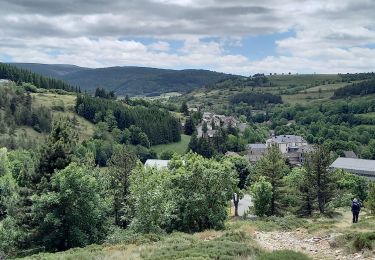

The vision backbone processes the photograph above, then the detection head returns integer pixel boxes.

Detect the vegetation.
[0,71,374,259]
[333,78,375,98]
[230,92,283,108]
[75,94,181,145]
[0,63,77,92]
[151,134,191,156]
[12,63,234,96]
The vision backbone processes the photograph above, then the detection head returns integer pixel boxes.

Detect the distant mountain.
[10,63,238,96]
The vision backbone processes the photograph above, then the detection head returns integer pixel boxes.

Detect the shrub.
[143,231,261,260]
[258,250,311,260]
[334,232,375,252]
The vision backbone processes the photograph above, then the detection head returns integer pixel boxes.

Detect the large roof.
[330,157,375,175]
[248,143,267,149]
[144,159,170,169]
[268,135,306,143]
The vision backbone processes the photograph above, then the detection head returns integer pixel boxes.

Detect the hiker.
[351,198,361,223]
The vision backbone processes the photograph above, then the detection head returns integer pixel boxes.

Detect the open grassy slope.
[31,92,95,140]
[175,74,368,111]
[151,134,191,156]
[19,208,375,260]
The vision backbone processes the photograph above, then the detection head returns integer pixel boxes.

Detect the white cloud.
[0,0,374,74]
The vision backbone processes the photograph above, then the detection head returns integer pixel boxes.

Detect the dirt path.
[254,229,372,259]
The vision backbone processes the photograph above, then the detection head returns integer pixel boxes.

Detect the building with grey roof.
[144,159,170,169]
[330,157,375,180]
[266,135,307,154]
[246,143,268,163]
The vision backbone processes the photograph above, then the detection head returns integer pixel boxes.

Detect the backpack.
[352,202,360,212]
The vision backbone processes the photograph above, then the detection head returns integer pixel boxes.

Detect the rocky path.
[254,229,374,259]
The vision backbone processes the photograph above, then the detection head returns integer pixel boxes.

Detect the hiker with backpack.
[351,198,361,223]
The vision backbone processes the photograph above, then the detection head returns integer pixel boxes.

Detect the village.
[147,111,375,181]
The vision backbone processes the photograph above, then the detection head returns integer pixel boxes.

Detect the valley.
[0,63,374,260]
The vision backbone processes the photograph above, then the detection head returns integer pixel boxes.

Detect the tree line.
[75,95,181,145]
[0,63,78,92]
[333,79,375,98]
[230,92,282,108]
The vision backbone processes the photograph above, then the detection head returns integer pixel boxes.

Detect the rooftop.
[330,157,375,175]
[268,135,306,144]
[248,143,267,149]
[144,159,170,169]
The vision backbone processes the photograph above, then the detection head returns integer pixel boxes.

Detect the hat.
[353,198,358,203]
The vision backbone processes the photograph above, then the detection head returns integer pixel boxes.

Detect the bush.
[251,178,273,217]
[143,231,261,260]
[251,215,308,232]
[159,150,174,160]
[105,227,163,245]
[352,232,375,251]
[258,250,311,260]
[334,232,375,252]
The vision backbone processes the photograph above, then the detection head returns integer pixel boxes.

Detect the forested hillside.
[333,78,375,98]
[75,95,181,145]
[11,63,235,96]
[0,63,78,92]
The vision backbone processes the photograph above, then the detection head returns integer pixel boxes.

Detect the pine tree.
[36,118,78,191]
[108,145,137,228]
[184,117,196,135]
[304,145,336,214]
[255,145,288,215]
[180,102,189,116]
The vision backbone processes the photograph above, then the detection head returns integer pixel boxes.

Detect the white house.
[266,135,307,154]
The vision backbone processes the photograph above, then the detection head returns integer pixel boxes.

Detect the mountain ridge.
[10,63,239,96]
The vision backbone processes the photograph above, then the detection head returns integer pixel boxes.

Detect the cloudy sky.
[0,0,374,75]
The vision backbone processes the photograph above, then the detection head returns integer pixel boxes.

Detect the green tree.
[32,163,110,251]
[180,102,189,116]
[251,177,273,217]
[283,167,314,216]
[108,145,137,228]
[159,150,174,160]
[184,117,196,135]
[0,149,18,220]
[304,145,336,214]
[37,118,78,191]
[255,145,288,215]
[129,164,175,233]
[167,153,237,232]
[366,182,375,215]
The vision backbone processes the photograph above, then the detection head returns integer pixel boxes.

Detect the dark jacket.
[351,202,361,213]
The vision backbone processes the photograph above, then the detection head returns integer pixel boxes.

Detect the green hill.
[10,63,237,96]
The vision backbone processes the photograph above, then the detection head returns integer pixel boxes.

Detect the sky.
[0,0,375,75]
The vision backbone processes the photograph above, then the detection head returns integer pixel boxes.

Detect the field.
[31,92,95,140]
[151,134,191,156]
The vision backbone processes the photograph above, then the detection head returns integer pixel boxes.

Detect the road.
[237,194,252,216]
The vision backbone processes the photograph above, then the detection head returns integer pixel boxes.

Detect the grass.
[20,231,263,260]
[151,134,191,156]
[332,232,375,253]
[30,92,95,141]
[302,82,350,93]
[258,250,311,260]
[281,91,334,105]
